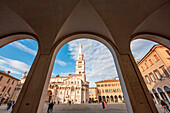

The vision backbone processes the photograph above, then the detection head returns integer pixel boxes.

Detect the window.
[117,89,120,92]
[7,79,10,83]
[102,90,104,93]
[145,63,148,69]
[166,50,170,56]
[154,70,161,79]
[113,89,116,92]
[7,87,11,93]
[116,83,119,86]
[78,61,82,63]
[154,55,159,61]
[2,86,6,92]
[145,75,151,84]
[78,66,82,68]
[97,85,100,87]
[108,84,111,86]
[11,80,15,85]
[160,66,169,77]
[149,73,155,82]
[71,86,75,91]
[106,89,108,93]
[141,66,144,71]
[77,91,79,94]
[98,90,101,93]
[149,59,153,65]
[105,84,107,87]
[109,89,112,92]
[101,85,103,87]
[112,84,114,86]
[0,76,3,81]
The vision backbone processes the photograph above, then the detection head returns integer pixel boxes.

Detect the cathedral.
[45,43,89,104]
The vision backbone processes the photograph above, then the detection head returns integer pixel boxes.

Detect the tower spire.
[79,43,83,54]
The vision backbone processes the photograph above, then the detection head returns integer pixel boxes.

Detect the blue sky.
[0,39,157,87]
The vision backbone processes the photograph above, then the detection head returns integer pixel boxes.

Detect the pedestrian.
[6,100,12,111]
[160,100,170,112]
[69,100,71,105]
[47,100,54,113]
[12,101,15,109]
[102,101,105,110]
[58,101,59,105]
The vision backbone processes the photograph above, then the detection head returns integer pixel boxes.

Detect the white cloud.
[130,39,158,60]
[68,39,117,87]
[55,60,67,66]
[10,42,37,56]
[0,56,30,76]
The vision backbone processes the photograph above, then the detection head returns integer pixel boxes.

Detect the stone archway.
[114,95,118,102]
[110,95,114,102]
[157,87,169,104]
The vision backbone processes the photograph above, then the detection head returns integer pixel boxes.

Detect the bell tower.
[76,43,86,82]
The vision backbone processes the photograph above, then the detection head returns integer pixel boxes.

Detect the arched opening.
[41,35,136,112]
[39,34,140,113]
[119,95,122,102]
[164,86,170,97]
[110,95,114,102]
[0,38,38,106]
[157,87,169,104]
[114,95,118,102]
[130,37,170,111]
[152,89,160,103]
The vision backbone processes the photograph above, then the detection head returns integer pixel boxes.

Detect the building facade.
[0,71,19,103]
[89,87,98,102]
[95,77,124,103]
[137,45,170,105]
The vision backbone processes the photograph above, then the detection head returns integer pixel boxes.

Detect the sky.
[0,38,157,87]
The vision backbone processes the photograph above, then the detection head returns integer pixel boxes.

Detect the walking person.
[102,101,105,110]
[160,100,170,113]
[12,101,15,109]
[6,100,12,111]
[47,100,54,113]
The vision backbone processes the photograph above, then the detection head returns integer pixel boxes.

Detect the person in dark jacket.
[6,100,12,111]
[102,101,105,110]
[47,100,54,113]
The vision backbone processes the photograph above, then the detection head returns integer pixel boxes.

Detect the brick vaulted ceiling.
[0,0,169,53]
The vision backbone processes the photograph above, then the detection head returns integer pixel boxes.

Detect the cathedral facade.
[45,43,89,104]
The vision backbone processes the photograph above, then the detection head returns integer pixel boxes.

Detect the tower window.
[154,55,159,61]
[78,66,82,68]
[7,79,10,83]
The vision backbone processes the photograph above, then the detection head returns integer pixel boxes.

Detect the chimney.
[7,71,10,75]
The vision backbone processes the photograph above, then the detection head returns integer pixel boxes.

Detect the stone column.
[151,93,159,104]
[12,51,55,113]
[115,52,158,113]
[157,91,163,100]
[84,88,86,103]
[163,90,170,103]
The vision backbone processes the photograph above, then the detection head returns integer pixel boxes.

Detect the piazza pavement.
[0,103,165,113]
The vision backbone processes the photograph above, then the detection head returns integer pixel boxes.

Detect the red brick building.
[0,71,19,103]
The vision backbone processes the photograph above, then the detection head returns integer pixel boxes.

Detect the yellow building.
[137,45,170,104]
[95,77,123,103]
[89,87,97,102]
